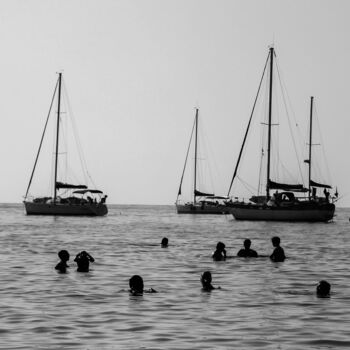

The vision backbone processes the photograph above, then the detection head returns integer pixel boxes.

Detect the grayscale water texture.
[0,204,349,349]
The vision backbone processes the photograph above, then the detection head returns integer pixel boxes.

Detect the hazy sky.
[0,0,349,206]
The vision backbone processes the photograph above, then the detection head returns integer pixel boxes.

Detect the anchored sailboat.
[176,108,228,214]
[225,47,335,221]
[23,73,108,216]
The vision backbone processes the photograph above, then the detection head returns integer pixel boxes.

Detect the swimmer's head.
[317,280,331,297]
[244,239,251,249]
[58,250,69,262]
[129,275,144,293]
[201,271,212,287]
[271,236,280,247]
[216,241,226,251]
[161,237,168,247]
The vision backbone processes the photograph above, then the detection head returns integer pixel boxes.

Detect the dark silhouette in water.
[201,271,220,291]
[237,239,258,257]
[270,236,286,262]
[212,241,226,261]
[129,275,157,295]
[317,280,331,297]
[161,237,168,247]
[55,250,70,273]
[74,251,95,272]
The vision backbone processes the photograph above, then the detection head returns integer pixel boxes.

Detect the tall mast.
[53,72,62,203]
[308,96,314,198]
[193,108,199,204]
[266,47,274,199]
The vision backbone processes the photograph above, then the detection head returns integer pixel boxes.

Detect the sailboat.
[23,73,108,216]
[176,108,229,214]
[225,47,335,221]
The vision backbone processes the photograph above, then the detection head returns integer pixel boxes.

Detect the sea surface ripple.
[0,204,349,349]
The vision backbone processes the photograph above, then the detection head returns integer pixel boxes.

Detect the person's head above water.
[74,251,94,272]
[271,236,281,247]
[216,241,226,251]
[317,280,331,297]
[55,250,70,273]
[58,250,69,262]
[161,237,168,247]
[129,275,144,294]
[243,239,251,249]
[201,271,212,287]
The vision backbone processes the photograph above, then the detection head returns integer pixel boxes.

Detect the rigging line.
[227,52,270,196]
[199,115,219,195]
[176,113,196,202]
[274,58,301,133]
[275,58,305,185]
[257,148,264,196]
[62,79,90,186]
[314,103,332,184]
[275,58,306,160]
[24,77,59,199]
[236,176,257,195]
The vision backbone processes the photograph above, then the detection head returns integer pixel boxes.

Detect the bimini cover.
[56,182,88,189]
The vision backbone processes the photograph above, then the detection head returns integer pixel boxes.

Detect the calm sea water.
[0,204,349,349]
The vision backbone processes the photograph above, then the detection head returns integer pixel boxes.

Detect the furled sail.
[268,180,308,192]
[73,189,103,194]
[194,190,215,197]
[56,182,88,189]
[310,180,332,189]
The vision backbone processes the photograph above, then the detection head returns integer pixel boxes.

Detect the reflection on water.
[0,204,349,349]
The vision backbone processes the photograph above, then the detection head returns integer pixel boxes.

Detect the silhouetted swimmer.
[317,280,331,297]
[270,236,286,262]
[129,275,157,295]
[201,271,220,291]
[237,239,258,257]
[55,250,70,273]
[74,251,95,272]
[212,241,227,261]
[161,237,168,248]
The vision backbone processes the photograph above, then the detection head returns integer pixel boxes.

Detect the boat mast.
[53,72,62,204]
[193,108,199,204]
[266,47,274,199]
[308,96,314,198]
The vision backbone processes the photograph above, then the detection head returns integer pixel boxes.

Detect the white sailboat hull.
[176,203,229,215]
[227,203,335,222]
[24,201,108,216]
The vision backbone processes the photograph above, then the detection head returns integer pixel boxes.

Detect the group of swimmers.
[212,236,285,262]
[55,235,331,297]
[211,236,330,297]
[55,250,95,273]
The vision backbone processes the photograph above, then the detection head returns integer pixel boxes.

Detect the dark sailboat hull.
[226,202,335,222]
[176,203,229,215]
[24,201,108,216]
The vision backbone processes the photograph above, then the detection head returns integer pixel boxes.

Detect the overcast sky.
[0,0,349,206]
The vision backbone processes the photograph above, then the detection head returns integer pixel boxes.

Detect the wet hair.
[129,275,144,293]
[271,236,281,246]
[244,239,251,249]
[216,241,226,251]
[201,271,212,285]
[317,280,331,296]
[74,251,94,272]
[58,250,70,262]
[161,237,168,247]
